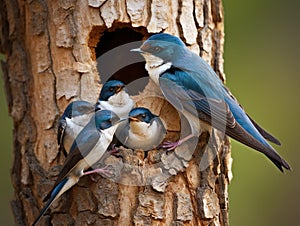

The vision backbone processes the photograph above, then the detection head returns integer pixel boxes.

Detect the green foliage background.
[0,0,299,225]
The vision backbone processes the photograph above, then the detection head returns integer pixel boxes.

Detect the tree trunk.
[1,0,232,225]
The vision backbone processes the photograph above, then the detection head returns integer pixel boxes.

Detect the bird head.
[98,80,126,102]
[128,107,157,124]
[94,110,125,130]
[65,101,98,118]
[131,33,186,65]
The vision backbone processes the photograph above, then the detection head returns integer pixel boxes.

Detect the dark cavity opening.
[94,26,149,95]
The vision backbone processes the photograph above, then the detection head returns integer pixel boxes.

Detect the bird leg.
[83,165,115,178]
[161,134,195,151]
[106,144,122,158]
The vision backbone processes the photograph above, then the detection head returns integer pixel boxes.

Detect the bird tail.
[223,96,290,171]
[246,113,281,145]
[225,122,291,172]
[32,178,68,226]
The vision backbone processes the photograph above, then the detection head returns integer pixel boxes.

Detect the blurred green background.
[0,55,14,224]
[1,0,299,225]
[224,0,300,226]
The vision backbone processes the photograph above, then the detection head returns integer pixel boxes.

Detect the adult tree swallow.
[58,80,134,155]
[32,110,124,226]
[115,107,166,150]
[132,33,290,172]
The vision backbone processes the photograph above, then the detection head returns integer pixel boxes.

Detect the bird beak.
[116,85,124,93]
[111,117,127,126]
[130,48,143,53]
[115,118,127,124]
[129,116,139,122]
[94,104,101,112]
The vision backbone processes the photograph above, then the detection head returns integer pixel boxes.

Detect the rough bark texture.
[0,0,232,225]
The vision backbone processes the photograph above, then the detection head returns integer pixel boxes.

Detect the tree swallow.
[115,107,166,150]
[57,101,100,156]
[58,80,134,156]
[32,110,124,226]
[97,80,135,118]
[132,33,290,172]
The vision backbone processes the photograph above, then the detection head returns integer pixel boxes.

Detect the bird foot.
[161,134,195,151]
[107,145,122,158]
[83,165,115,179]
[161,140,182,151]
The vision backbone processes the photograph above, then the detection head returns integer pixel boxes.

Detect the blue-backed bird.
[131,33,290,172]
[96,80,135,118]
[115,107,166,151]
[96,80,135,154]
[32,110,125,226]
[57,101,100,156]
[58,80,134,155]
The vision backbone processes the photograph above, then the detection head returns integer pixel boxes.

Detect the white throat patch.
[130,121,155,137]
[127,120,161,150]
[142,52,172,86]
[99,90,134,118]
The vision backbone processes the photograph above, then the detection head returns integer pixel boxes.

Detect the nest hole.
[91,25,150,95]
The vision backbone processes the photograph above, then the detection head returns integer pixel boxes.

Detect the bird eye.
[109,87,114,92]
[153,46,161,53]
[141,114,146,118]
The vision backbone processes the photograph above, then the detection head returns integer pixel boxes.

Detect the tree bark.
[0,0,232,225]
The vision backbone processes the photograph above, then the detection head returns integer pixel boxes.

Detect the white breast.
[126,120,164,150]
[99,91,134,118]
[71,113,94,127]
[83,124,119,167]
[146,62,172,86]
[142,52,172,86]
[64,118,85,152]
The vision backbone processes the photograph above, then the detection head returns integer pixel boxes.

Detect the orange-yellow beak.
[129,116,139,122]
[116,85,124,93]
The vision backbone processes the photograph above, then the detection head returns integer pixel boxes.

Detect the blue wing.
[43,125,100,202]
[33,121,101,225]
[159,67,290,171]
[174,49,282,145]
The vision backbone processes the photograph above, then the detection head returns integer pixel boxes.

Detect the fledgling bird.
[32,110,124,226]
[58,80,134,155]
[115,107,166,150]
[97,80,135,118]
[57,100,100,156]
[132,33,290,172]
